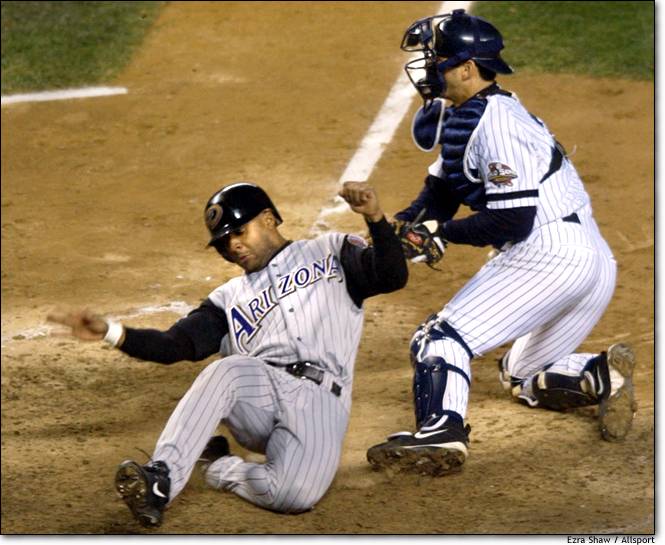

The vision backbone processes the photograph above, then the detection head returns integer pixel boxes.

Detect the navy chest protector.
[411,85,512,211]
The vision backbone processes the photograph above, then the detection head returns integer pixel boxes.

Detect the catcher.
[367,9,637,477]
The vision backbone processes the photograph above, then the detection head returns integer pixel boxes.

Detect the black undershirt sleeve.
[119,299,229,364]
[394,175,462,223]
[440,206,537,248]
[340,217,408,307]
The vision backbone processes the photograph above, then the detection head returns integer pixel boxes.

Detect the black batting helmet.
[204,182,282,246]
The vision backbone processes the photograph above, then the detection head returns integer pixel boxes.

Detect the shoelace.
[136,447,153,463]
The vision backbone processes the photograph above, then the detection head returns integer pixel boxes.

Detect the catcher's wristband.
[103,320,125,348]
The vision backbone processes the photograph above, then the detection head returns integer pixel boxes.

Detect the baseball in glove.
[397,218,446,268]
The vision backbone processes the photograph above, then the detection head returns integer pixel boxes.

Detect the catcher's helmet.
[402,9,513,102]
[204,182,282,246]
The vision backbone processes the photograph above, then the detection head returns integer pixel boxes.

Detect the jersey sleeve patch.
[346,234,368,248]
[487,162,518,186]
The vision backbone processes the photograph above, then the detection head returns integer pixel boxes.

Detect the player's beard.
[240,239,290,273]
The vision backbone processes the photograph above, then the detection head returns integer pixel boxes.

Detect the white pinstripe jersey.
[207,233,364,388]
[428,93,592,234]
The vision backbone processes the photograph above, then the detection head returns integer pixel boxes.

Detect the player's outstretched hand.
[339,181,384,223]
[47,309,108,341]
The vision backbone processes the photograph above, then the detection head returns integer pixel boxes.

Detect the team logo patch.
[487,162,518,186]
[346,234,368,248]
[205,204,223,230]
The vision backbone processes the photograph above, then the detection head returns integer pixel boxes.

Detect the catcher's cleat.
[598,343,638,442]
[367,418,470,477]
[197,435,230,473]
[115,460,171,528]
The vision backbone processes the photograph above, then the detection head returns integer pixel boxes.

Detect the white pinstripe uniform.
[151,233,362,513]
[418,93,617,419]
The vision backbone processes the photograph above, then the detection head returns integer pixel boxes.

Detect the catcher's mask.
[204,182,282,259]
[402,9,513,106]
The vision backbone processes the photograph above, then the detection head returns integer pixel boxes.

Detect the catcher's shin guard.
[413,356,448,427]
[532,354,609,411]
[413,356,470,428]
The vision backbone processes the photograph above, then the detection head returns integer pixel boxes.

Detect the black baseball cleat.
[115,460,171,528]
[598,343,638,442]
[197,435,231,472]
[367,418,470,477]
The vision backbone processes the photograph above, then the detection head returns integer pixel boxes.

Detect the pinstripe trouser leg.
[502,252,616,381]
[430,241,616,416]
[152,355,349,513]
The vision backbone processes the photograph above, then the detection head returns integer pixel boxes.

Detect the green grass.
[471,1,654,80]
[1,1,164,95]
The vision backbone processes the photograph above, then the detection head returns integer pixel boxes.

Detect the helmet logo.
[205,204,224,230]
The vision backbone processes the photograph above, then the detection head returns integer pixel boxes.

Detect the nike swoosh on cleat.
[414,428,450,439]
[152,482,167,498]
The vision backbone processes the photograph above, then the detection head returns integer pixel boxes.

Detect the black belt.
[271,362,342,397]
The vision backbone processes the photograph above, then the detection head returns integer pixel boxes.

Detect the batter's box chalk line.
[615,226,653,253]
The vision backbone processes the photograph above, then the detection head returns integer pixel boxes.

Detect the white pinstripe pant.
[421,211,617,418]
[153,355,349,513]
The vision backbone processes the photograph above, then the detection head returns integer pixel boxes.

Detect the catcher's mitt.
[397,219,446,267]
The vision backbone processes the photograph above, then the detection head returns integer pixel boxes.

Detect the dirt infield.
[1,2,654,534]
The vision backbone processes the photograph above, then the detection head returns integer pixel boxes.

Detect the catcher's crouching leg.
[367,319,471,476]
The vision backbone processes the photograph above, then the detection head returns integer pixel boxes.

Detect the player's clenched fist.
[338,181,384,223]
[47,309,109,341]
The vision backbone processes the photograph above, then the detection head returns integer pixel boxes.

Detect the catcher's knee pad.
[410,316,473,365]
[413,356,470,428]
[409,314,437,365]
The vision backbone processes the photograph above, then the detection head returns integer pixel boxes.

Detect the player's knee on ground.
[209,453,331,514]
[269,487,319,514]
[252,466,323,514]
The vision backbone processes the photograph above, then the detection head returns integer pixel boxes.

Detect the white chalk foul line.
[310,0,473,236]
[309,70,416,236]
[1,86,128,106]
